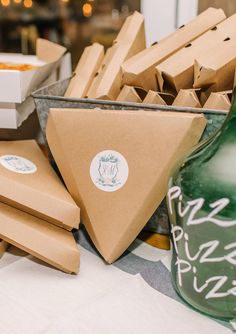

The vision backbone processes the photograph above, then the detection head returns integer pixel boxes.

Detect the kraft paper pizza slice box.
[46,108,206,263]
[193,37,236,92]
[0,39,66,103]
[172,89,202,108]
[121,8,226,92]
[143,90,175,105]
[155,14,236,95]
[0,140,80,231]
[116,86,142,103]
[203,91,232,111]
[116,85,147,103]
[86,11,146,100]
[64,43,104,98]
[0,202,80,273]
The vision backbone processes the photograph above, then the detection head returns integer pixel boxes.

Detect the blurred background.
[0,0,235,67]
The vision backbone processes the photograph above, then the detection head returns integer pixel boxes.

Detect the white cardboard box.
[0,69,57,129]
[0,52,72,129]
[0,97,35,129]
[0,39,66,103]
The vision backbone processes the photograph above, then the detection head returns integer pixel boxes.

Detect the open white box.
[0,53,72,130]
[0,39,66,103]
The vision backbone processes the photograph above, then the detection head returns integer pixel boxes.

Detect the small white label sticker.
[90,150,129,192]
[0,155,37,174]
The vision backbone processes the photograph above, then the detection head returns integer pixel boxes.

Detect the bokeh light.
[82,2,93,17]
[1,0,10,7]
[23,0,32,8]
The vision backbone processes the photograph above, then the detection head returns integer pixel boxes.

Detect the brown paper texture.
[156,14,236,94]
[143,91,175,105]
[172,89,202,108]
[194,38,236,91]
[116,85,147,102]
[0,239,8,257]
[0,140,80,230]
[116,86,142,103]
[203,91,232,111]
[46,108,206,263]
[121,8,226,91]
[64,43,104,98]
[0,202,80,273]
[199,89,210,106]
[86,11,146,100]
[37,38,66,64]
[234,67,236,89]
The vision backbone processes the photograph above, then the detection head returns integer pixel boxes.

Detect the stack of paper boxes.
[0,39,66,129]
[0,140,80,273]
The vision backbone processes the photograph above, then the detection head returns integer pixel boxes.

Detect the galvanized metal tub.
[32,78,228,236]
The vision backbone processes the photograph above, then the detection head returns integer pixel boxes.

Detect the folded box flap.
[193,60,217,88]
[116,85,142,103]
[143,90,165,104]
[36,39,67,63]
[156,68,178,94]
[203,92,231,111]
[143,91,175,105]
[172,89,202,108]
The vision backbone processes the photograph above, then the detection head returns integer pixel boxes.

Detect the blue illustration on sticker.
[90,150,129,192]
[97,153,121,188]
[0,155,37,174]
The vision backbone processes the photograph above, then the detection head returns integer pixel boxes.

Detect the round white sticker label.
[0,155,37,174]
[90,150,129,192]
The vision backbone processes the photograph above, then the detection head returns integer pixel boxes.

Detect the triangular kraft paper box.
[172,89,202,108]
[121,8,225,91]
[87,11,146,100]
[116,85,147,103]
[64,42,104,98]
[143,90,175,105]
[0,140,80,230]
[0,202,80,273]
[46,108,206,263]
[156,13,236,94]
[193,38,236,91]
[203,91,232,111]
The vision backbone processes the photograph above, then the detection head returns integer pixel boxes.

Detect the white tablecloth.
[0,228,233,334]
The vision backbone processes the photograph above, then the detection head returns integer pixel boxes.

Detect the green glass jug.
[167,90,236,320]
